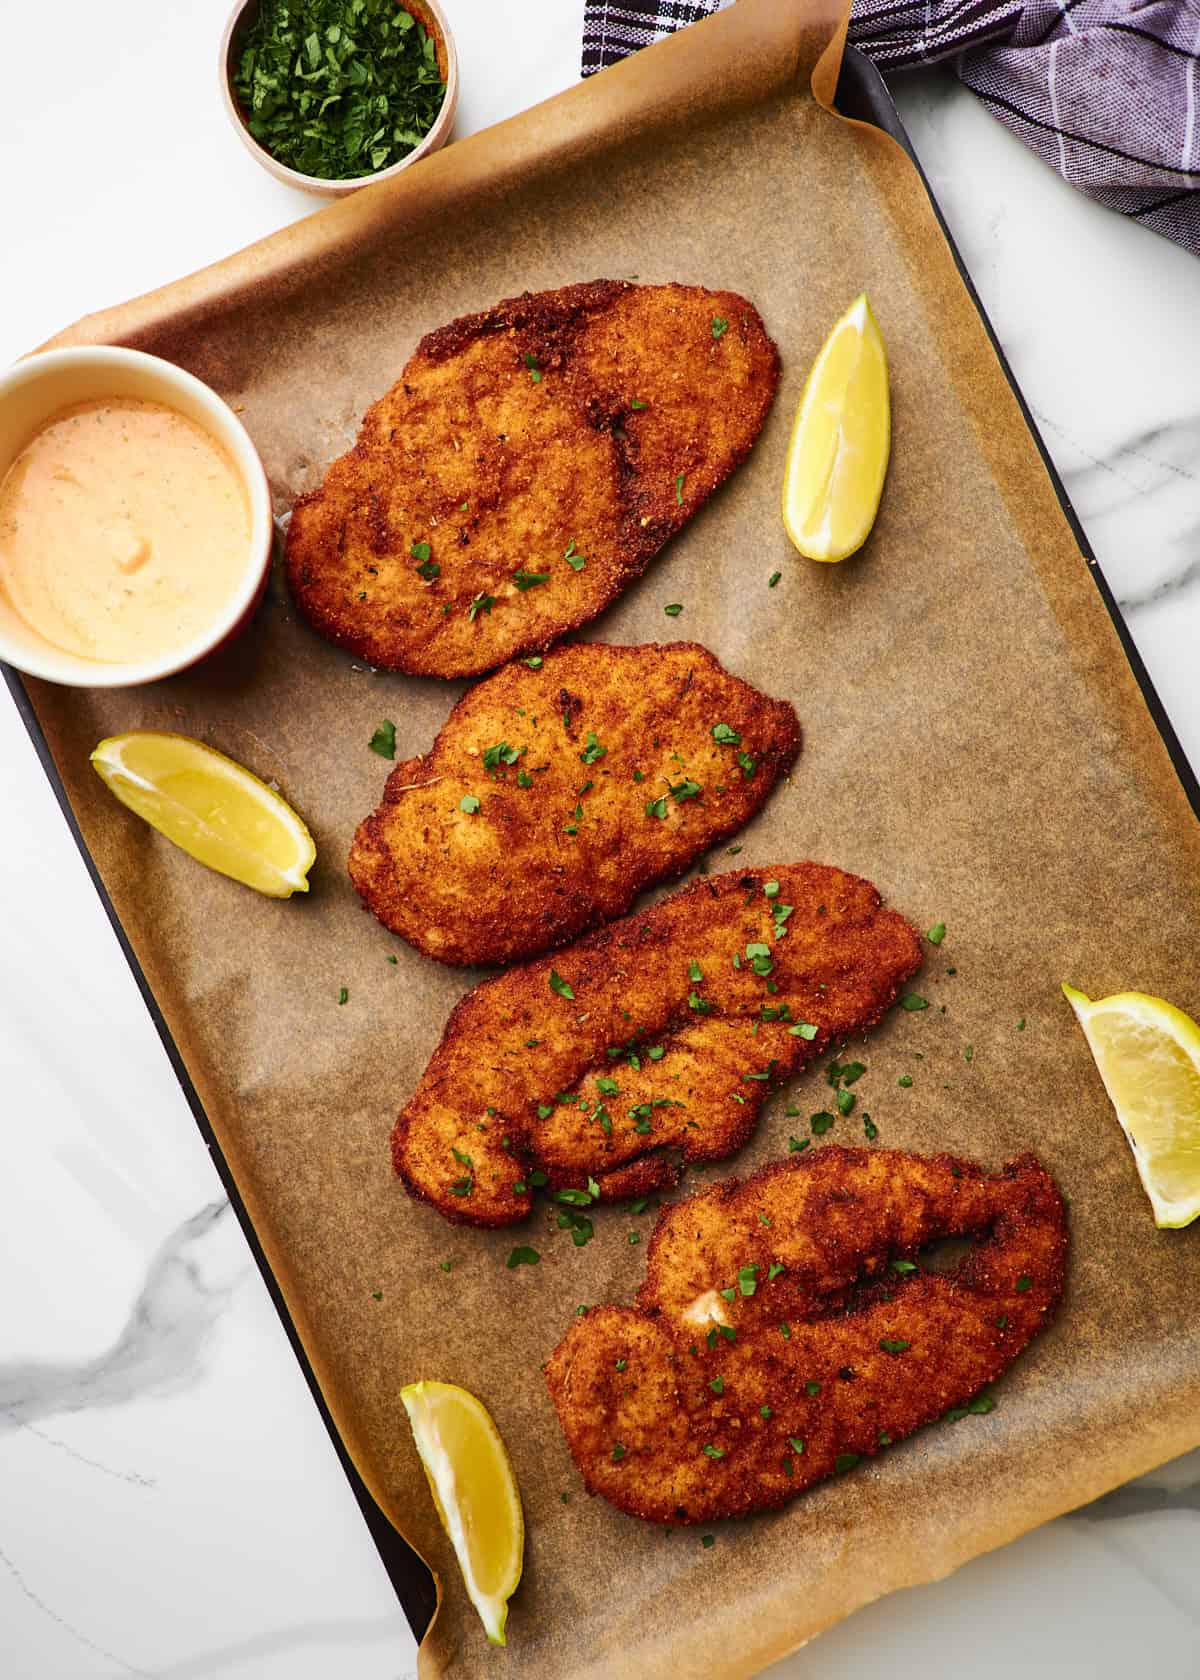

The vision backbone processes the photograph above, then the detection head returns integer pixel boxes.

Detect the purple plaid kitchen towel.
[581,0,1200,253]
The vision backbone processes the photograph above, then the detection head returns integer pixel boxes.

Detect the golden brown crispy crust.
[349,641,801,967]
[391,864,922,1227]
[545,1146,1069,1524]
[285,281,780,678]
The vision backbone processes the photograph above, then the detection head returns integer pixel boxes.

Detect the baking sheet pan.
[8,8,1200,1675]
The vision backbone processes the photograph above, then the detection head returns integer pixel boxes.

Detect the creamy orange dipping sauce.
[0,399,251,664]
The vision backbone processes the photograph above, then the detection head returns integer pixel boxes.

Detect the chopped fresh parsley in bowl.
[221,0,457,196]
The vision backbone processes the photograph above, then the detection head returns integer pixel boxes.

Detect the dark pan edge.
[0,665,439,1642]
[5,44,1197,1653]
[836,47,1200,825]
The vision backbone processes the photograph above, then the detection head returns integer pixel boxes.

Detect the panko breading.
[350,642,801,967]
[286,281,780,678]
[392,864,922,1226]
[546,1147,1068,1524]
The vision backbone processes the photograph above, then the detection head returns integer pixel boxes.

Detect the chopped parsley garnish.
[513,568,551,590]
[879,1338,910,1355]
[670,778,703,802]
[549,970,575,1000]
[517,769,533,788]
[701,1534,715,1549]
[369,719,397,759]
[611,1443,626,1462]
[523,352,542,383]
[507,1245,540,1268]
[467,592,496,621]
[563,539,586,572]
[688,990,714,1014]
[711,316,730,339]
[996,1314,1008,1329]
[768,570,781,588]
[901,994,929,1011]
[688,959,704,982]
[628,1230,640,1244]
[1017,1017,1026,1031]
[945,1394,996,1422]
[580,730,607,765]
[789,1021,818,1041]
[1016,1275,1032,1292]
[892,1259,918,1274]
[674,473,685,504]
[760,1405,773,1419]
[702,1443,725,1459]
[561,1212,594,1248]
[863,1114,879,1140]
[806,1381,821,1396]
[411,540,431,562]
[712,722,741,746]
[482,740,523,770]
[736,750,757,780]
[836,1089,855,1116]
[664,602,683,616]
[897,1074,913,1088]
[738,1264,759,1297]
[810,1111,835,1135]
[767,1262,786,1281]
[387,954,398,964]
[596,1076,619,1096]
[927,922,947,944]
[615,1358,627,1371]
[779,1321,791,1340]
[645,796,668,820]
[709,1376,725,1395]
[337,987,349,1005]
[745,942,773,977]
[788,1436,805,1455]
[553,1186,595,1207]
[834,1453,860,1473]
[647,1047,665,1062]
[631,397,648,410]
[459,793,481,814]
[525,656,543,669]
[449,1178,472,1197]
[788,1136,810,1153]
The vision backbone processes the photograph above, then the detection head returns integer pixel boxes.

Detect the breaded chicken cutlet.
[546,1146,1068,1524]
[350,642,801,967]
[286,281,780,677]
[392,864,922,1225]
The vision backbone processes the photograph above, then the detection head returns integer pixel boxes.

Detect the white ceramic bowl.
[220,0,459,199]
[0,346,274,688]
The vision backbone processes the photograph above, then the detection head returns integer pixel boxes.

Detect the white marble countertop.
[3,4,1198,1676]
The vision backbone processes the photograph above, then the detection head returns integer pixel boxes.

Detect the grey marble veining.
[0,1203,236,1434]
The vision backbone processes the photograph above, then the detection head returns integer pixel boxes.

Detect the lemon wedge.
[401,1381,524,1646]
[1063,983,1200,1228]
[90,731,315,898]
[782,291,890,562]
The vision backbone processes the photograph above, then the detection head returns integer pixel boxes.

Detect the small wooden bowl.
[220,0,458,198]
